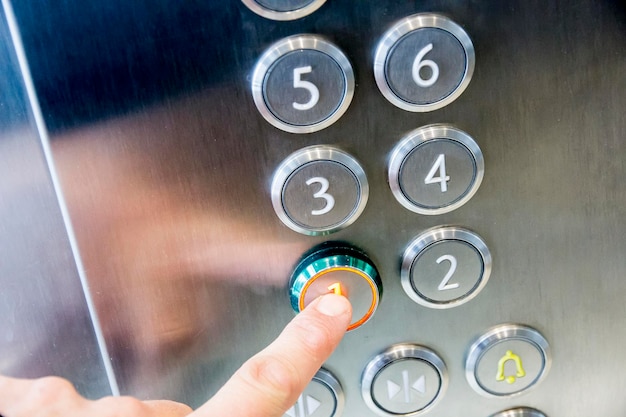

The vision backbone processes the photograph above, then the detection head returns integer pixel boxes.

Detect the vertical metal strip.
[1,0,120,396]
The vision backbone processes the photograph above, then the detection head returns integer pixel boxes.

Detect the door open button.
[289,243,382,331]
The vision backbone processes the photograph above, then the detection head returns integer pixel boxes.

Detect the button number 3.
[293,66,320,111]
[306,177,335,215]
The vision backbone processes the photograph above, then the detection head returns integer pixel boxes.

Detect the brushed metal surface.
[6,0,626,415]
[0,0,113,398]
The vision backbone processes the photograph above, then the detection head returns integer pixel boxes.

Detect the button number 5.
[293,66,320,111]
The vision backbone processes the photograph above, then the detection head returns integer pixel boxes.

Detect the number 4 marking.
[424,154,450,193]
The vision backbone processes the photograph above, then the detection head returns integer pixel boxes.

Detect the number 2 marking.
[436,254,460,291]
[292,66,320,111]
[424,154,450,192]
[306,177,335,215]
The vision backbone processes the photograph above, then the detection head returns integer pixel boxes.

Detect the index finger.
[193,293,351,417]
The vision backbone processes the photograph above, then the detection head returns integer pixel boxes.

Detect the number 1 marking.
[436,254,460,291]
[424,154,450,192]
[328,282,344,296]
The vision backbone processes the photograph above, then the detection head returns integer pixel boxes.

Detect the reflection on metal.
[0,0,114,397]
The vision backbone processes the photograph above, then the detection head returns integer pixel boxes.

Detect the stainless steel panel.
[7,0,626,415]
[0,0,113,398]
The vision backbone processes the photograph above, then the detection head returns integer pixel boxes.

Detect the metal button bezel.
[361,344,448,416]
[313,368,345,417]
[252,35,355,133]
[490,408,547,417]
[271,146,368,235]
[401,226,492,309]
[374,13,475,112]
[388,124,484,215]
[465,324,551,398]
[241,0,327,21]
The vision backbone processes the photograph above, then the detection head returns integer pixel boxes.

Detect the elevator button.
[388,124,483,215]
[252,35,354,133]
[362,344,447,416]
[289,243,381,331]
[401,226,491,309]
[242,0,327,21]
[466,324,551,397]
[374,14,475,112]
[272,146,368,235]
[490,408,548,417]
[284,368,344,417]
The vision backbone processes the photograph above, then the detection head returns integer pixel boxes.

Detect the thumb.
[192,293,352,417]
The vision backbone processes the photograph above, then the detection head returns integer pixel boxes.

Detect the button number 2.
[436,254,460,291]
[306,177,335,215]
[293,66,320,111]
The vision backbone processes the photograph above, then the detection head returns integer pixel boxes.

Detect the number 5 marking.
[436,254,460,291]
[306,177,335,215]
[292,66,320,111]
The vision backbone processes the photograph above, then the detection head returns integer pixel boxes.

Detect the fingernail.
[314,294,351,317]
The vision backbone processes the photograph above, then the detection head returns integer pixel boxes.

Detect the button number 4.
[424,154,450,192]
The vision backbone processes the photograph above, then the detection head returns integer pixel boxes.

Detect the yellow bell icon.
[496,350,526,384]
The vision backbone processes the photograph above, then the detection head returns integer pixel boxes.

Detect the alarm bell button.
[289,243,382,331]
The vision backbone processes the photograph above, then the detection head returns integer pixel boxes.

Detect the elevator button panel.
[289,243,381,331]
[361,344,447,416]
[242,0,327,21]
[284,368,344,417]
[490,408,548,417]
[374,14,475,112]
[388,124,484,215]
[252,35,354,133]
[272,146,368,235]
[466,324,551,397]
[401,226,492,309]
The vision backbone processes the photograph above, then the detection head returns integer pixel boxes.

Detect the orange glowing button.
[289,243,382,331]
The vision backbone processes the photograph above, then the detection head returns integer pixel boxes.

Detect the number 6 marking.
[306,177,335,215]
[412,43,440,87]
[436,254,460,291]
[293,66,320,111]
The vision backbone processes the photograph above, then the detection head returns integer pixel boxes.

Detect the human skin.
[0,293,352,417]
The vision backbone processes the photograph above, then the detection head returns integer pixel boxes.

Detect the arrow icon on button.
[285,394,322,417]
[386,372,427,402]
[412,375,426,395]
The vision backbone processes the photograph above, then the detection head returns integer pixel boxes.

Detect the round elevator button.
[252,35,354,133]
[289,243,381,331]
[401,226,492,309]
[490,408,548,417]
[388,124,484,215]
[466,324,551,397]
[283,368,345,417]
[242,0,327,21]
[271,146,368,235]
[374,13,475,112]
[362,344,447,416]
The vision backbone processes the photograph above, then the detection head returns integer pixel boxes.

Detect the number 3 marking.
[436,254,460,291]
[306,177,335,215]
[293,66,320,111]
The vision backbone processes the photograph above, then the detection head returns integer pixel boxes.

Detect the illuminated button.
[401,226,491,309]
[490,408,547,417]
[388,125,484,215]
[271,146,368,235]
[374,13,475,112]
[252,35,354,133]
[242,0,327,21]
[466,324,551,397]
[284,369,344,417]
[361,344,447,416]
[289,243,381,331]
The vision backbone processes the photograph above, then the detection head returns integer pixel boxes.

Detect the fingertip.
[309,293,352,319]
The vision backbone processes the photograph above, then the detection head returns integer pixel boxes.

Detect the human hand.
[0,293,352,417]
